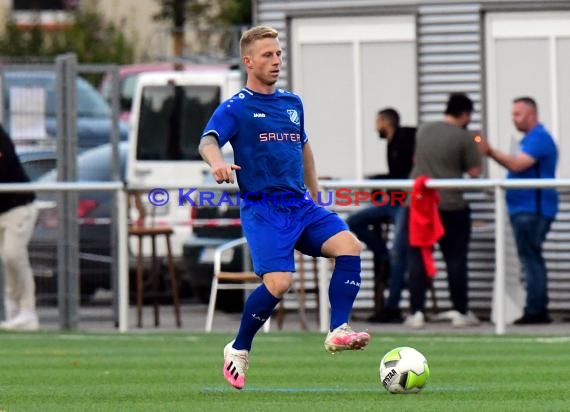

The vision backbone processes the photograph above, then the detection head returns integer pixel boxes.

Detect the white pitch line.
[255,336,304,343]
[48,334,200,342]
[199,385,476,394]
[389,335,570,344]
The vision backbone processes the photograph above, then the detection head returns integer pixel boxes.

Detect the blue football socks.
[233,283,281,351]
[328,255,361,330]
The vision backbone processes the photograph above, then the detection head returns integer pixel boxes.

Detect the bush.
[0,8,135,65]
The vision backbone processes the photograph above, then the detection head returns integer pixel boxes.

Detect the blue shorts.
[241,197,347,275]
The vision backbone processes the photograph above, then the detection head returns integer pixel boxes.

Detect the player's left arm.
[302,141,320,202]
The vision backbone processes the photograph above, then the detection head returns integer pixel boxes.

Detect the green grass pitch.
[1,331,569,411]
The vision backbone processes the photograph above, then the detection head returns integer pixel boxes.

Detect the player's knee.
[263,272,293,297]
[322,231,362,257]
[345,233,363,255]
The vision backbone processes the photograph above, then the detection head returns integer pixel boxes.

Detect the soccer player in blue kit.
[199,25,371,390]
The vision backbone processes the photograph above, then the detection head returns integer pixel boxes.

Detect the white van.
[127,69,242,258]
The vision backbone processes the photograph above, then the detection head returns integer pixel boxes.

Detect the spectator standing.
[404,93,482,328]
[479,97,557,324]
[0,125,39,331]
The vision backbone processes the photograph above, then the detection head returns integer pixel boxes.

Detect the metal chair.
[205,237,329,332]
[205,237,270,332]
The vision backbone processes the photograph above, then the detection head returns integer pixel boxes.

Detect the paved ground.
[35,302,570,335]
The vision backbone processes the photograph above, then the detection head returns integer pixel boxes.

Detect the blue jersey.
[506,123,558,218]
[202,87,308,197]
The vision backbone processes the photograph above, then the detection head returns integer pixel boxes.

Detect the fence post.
[318,257,330,333]
[117,188,129,332]
[108,64,121,328]
[56,53,80,330]
[493,184,506,334]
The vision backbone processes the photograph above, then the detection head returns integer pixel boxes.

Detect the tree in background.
[153,0,251,62]
[219,0,252,26]
[153,0,211,62]
[0,7,135,64]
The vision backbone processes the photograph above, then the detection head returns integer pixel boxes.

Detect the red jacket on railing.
[409,176,445,277]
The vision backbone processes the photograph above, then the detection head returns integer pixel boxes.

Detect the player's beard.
[254,71,278,86]
[261,75,278,86]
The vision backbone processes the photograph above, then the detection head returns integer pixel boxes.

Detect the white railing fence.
[2,179,570,334]
[319,178,570,334]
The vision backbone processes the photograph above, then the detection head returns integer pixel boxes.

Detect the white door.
[485,11,570,178]
[290,15,417,179]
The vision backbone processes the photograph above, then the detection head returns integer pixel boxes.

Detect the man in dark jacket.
[346,108,415,323]
[0,124,39,331]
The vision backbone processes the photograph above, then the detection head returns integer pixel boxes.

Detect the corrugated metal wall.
[417,2,482,129]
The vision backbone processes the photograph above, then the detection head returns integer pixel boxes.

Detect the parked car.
[17,146,58,181]
[1,70,129,150]
[26,141,238,304]
[99,62,240,122]
[30,142,129,303]
[126,69,241,263]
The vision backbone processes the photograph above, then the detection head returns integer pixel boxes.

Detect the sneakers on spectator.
[404,311,425,329]
[433,310,480,327]
[433,310,459,322]
[452,311,481,327]
[324,323,371,354]
[0,310,39,331]
[223,340,249,390]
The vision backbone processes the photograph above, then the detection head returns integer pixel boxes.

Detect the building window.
[12,0,76,10]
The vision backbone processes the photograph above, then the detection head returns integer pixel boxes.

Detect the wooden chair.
[128,225,182,328]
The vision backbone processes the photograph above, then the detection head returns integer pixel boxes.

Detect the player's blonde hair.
[240,25,279,57]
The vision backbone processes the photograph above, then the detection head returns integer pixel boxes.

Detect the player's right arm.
[199,135,241,184]
[200,99,241,184]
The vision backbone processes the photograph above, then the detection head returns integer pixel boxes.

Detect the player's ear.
[243,55,253,69]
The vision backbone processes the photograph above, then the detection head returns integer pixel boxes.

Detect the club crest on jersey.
[287,109,300,126]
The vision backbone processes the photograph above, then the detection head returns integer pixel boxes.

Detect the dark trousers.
[346,204,400,263]
[510,213,553,315]
[347,204,400,315]
[408,208,471,314]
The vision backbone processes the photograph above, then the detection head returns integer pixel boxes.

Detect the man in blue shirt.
[479,97,558,324]
[199,25,370,390]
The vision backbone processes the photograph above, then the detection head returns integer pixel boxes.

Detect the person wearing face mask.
[346,108,416,323]
[404,93,483,329]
